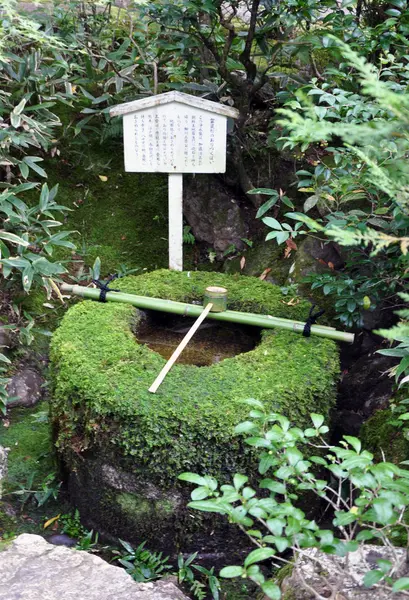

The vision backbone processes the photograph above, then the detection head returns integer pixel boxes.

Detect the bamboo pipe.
[149,303,213,393]
[60,284,355,343]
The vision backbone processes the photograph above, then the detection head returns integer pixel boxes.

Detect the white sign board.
[123,104,227,174]
[110,92,239,270]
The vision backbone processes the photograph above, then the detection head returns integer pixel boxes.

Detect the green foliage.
[178,552,221,600]
[260,38,409,327]
[181,400,409,599]
[0,403,56,492]
[60,509,88,539]
[183,225,196,246]
[50,270,338,490]
[44,146,169,274]
[115,539,172,583]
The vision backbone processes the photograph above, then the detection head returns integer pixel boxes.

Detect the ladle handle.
[148,303,214,394]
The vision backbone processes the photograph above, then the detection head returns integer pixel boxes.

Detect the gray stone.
[338,353,396,417]
[282,544,409,599]
[184,175,248,255]
[0,327,13,353]
[0,446,8,499]
[291,237,345,281]
[0,534,189,600]
[7,368,44,408]
[224,239,291,284]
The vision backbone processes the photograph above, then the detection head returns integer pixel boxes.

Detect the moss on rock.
[44,143,195,275]
[50,270,339,550]
[0,403,55,492]
[224,240,291,284]
[361,408,409,464]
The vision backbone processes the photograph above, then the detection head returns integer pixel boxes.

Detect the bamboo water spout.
[60,283,355,344]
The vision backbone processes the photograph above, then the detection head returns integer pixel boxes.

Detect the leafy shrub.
[180,399,409,599]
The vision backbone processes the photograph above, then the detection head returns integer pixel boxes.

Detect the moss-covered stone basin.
[50,270,339,553]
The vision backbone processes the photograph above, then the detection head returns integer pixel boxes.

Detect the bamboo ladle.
[148,286,227,393]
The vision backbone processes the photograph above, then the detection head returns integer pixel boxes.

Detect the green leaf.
[343,436,361,454]
[248,188,277,195]
[260,480,286,495]
[261,581,281,599]
[334,510,357,526]
[285,447,302,466]
[191,486,210,501]
[281,196,294,209]
[266,518,285,536]
[376,559,392,574]
[0,353,11,364]
[393,578,409,592]
[23,157,47,178]
[233,474,248,491]
[262,217,282,231]
[244,548,275,567]
[304,195,319,212]
[373,498,393,523]
[178,473,207,486]
[256,196,279,219]
[219,566,244,578]
[311,414,324,429]
[315,106,327,120]
[39,184,49,212]
[0,231,29,246]
[363,570,384,588]
[13,98,27,115]
[234,421,257,434]
[385,8,401,16]
[187,500,227,513]
[274,537,289,553]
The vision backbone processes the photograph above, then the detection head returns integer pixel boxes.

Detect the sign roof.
[109,91,239,119]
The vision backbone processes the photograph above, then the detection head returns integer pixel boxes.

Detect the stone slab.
[0,534,188,600]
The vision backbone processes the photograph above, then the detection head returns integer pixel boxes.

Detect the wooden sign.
[110,91,239,270]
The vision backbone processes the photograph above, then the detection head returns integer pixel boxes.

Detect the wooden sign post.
[110,91,239,271]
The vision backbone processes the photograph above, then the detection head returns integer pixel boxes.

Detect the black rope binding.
[303,304,325,337]
[92,274,120,303]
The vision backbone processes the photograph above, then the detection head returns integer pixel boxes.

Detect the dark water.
[136,312,260,366]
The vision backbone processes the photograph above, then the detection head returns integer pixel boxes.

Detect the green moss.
[117,493,151,517]
[0,503,17,540]
[0,403,56,491]
[44,143,195,275]
[51,270,339,487]
[224,241,290,285]
[361,408,409,464]
[117,493,175,519]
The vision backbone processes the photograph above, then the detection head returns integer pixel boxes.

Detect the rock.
[224,239,291,284]
[282,544,409,599]
[332,409,364,439]
[7,368,44,408]
[0,327,13,354]
[184,175,249,255]
[338,353,396,417]
[0,446,8,499]
[291,237,345,280]
[51,270,339,555]
[0,534,188,600]
[48,534,78,548]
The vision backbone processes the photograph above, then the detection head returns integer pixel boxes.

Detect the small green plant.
[60,509,87,539]
[75,530,99,552]
[183,226,196,246]
[222,244,237,258]
[177,552,221,600]
[8,472,60,508]
[114,539,172,583]
[180,399,409,600]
